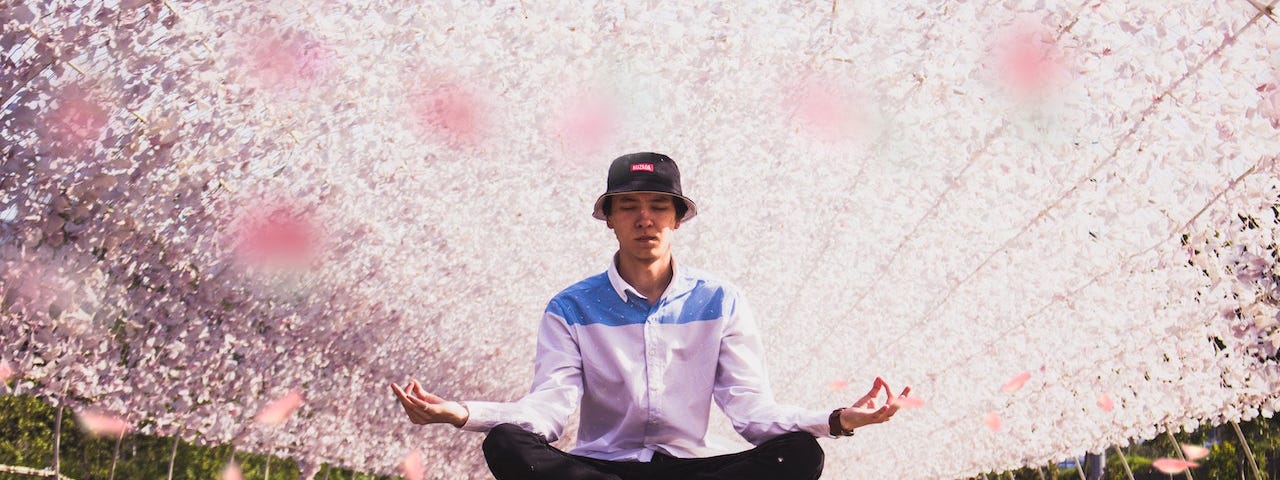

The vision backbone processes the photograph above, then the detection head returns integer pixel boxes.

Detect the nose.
[635,207,654,226]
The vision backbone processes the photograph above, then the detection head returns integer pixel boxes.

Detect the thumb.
[411,382,446,404]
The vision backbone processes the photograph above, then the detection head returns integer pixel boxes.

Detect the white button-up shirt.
[461,258,830,461]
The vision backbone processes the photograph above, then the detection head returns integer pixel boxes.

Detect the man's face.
[606,192,681,263]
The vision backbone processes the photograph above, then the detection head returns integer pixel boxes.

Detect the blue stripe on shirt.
[548,273,727,327]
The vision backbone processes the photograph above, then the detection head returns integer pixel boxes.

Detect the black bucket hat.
[592,152,698,221]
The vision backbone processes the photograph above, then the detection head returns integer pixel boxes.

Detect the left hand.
[839,376,911,431]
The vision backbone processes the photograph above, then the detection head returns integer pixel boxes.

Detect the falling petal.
[786,76,865,142]
[892,395,925,408]
[555,94,617,155]
[828,379,848,391]
[1152,458,1199,474]
[1096,392,1114,412]
[984,411,1002,431]
[412,81,483,147]
[254,390,304,425]
[400,449,425,480]
[246,30,332,90]
[236,205,317,266]
[1000,371,1031,393]
[221,461,243,480]
[76,410,131,437]
[990,24,1068,98]
[1181,443,1210,461]
[47,87,108,156]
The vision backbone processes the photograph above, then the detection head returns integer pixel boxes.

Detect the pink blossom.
[0,360,12,383]
[254,390,304,426]
[891,395,925,409]
[412,81,484,147]
[1180,443,1209,461]
[246,31,332,90]
[785,76,864,142]
[1000,371,1031,393]
[1152,458,1199,474]
[827,379,848,391]
[554,94,618,155]
[76,410,131,437]
[235,205,317,266]
[400,450,425,480]
[47,87,108,156]
[1096,392,1114,412]
[221,461,243,480]
[984,411,1002,431]
[990,24,1068,98]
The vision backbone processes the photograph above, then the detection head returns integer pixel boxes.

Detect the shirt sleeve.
[712,289,834,443]
[459,304,583,442]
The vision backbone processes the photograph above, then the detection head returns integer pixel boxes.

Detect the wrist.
[829,408,854,437]
[451,402,470,428]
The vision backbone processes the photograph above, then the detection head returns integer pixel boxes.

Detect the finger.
[390,383,413,403]
[877,377,894,402]
[851,392,874,407]
[873,376,890,394]
[885,402,901,417]
[412,383,446,404]
[399,387,433,409]
[853,381,882,407]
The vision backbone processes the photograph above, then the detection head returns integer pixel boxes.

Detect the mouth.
[635,235,659,242]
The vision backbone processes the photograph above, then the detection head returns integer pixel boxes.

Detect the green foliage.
[983,414,1280,480]
[0,396,56,477]
[0,395,393,480]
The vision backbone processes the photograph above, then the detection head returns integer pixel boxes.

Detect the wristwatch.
[829,408,854,436]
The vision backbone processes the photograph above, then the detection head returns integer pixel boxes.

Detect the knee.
[483,424,548,479]
[482,423,537,458]
[772,432,824,478]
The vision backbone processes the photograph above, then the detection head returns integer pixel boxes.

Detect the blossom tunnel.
[1,1,1279,479]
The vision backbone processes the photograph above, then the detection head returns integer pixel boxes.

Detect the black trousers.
[481,423,825,480]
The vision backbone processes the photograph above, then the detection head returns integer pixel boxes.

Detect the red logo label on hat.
[631,163,655,172]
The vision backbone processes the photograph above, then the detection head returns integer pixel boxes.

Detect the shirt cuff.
[458,400,504,432]
[803,409,839,438]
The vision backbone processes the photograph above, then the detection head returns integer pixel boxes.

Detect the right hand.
[389,380,470,428]
[839,376,910,431]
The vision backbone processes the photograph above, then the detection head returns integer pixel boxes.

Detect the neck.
[615,252,674,304]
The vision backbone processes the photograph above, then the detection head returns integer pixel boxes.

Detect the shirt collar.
[606,254,688,302]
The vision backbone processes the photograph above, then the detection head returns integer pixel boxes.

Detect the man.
[391,152,910,480]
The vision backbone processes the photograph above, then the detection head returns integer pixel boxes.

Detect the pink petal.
[400,450,425,480]
[891,395,925,408]
[786,76,864,142]
[0,360,12,382]
[413,82,484,146]
[254,390,304,426]
[991,25,1068,97]
[828,379,848,391]
[246,31,332,90]
[1153,458,1199,474]
[1000,371,1031,393]
[76,410,131,437]
[221,461,243,480]
[984,411,1002,431]
[555,95,617,155]
[1096,392,1114,412]
[1181,444,1210,461]
[236,205,317,266]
